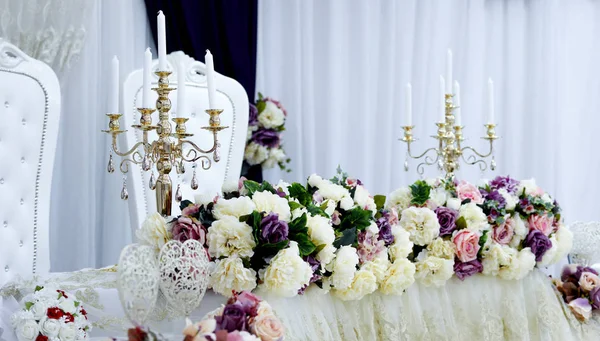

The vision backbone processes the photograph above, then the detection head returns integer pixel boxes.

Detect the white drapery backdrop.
[49,0,154,271]
[257,0,600,228]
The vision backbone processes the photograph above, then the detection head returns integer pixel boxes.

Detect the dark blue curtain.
[144,0,263,182]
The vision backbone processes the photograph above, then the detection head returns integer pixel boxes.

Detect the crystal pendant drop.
[438,160,444,171]
[107,154,115,173]
[175,184,182,202]
[191,171,199,190]
[404,160,409,172]
[490,158,497,171]
[213,148,220,162]
[149,172,156,190]
[142,155,151,171]
[121,181,129,200]
[176,161,185,174]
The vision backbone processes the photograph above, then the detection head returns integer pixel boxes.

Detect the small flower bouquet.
[554,264,600,321]
[183,291,284,341]
[244,94,290,171]
[11,286,91,341]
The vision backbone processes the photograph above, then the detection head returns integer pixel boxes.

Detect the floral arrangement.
[385,176,572,287]
[554,264,600,321]
[11,286,91,341]
[244,94,290,171]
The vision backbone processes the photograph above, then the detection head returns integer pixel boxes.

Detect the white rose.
[509,215,528,248]
[551,225,573,264]
[426,238,456,260]
[332,269,377,301]
[222,179,240,193]
[389,227,413,261]
[316,244,336,265]
[292,207,308,220]
[30,301,48,320]
[496,246,526,280]
[318,181,352,204]
[517,179,539,196]
[515,248,536,280]
[361,257,390,283]
[415,256,454,287]
[258,101,285,129]
[261,242,313,297]
[252,191,291,222]
[380,259,416,295]
[263,148,285,169]
[446,198,461,210]
[329,246,359,289]
[428,187,449,209]
[210,256,257,297]
[15,319,39,341]
[245,142,269,166]
[240,331,262,341]
[212,196,256,219]
[386,187,412,211]
[208,216,256,258]
[339,196,354,210]
[136,212,171,251]
[498,188,517,211]
[59,324,77,341]
[40,319,61,338]
[482,242,531,279]
[323,200,336,216]
[275,180,291,195]
[308,174,324,188]
[354,185,376,211]
[425,178,440,187]
[459,203,489,232]
[306,215,335,246]
[59,300,76,314]
[194,191,218,206]
[246,127,253,141]
[541,193,553,205]
[399,207,440,246]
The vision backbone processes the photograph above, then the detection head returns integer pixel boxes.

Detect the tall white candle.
[440,75,445,122]
[177,61,186,118]
[157,11,167,71]
[110,56,119,113]
[205,49,217,109]
[446,49,453,94]
[487,78,495,124]
[453,80,461,126]
[405,83,412,126]
[142,48,152,108]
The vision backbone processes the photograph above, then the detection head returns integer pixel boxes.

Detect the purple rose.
[435,207,458,236]
[260,213,289,244]
[248,104,259,126]
[299,256,321,294]
[215,303,247,332]
[172,217,206,244]
[484,190,506,208]
[575,265,600,279]
[489,176,519,194]
[524,230,552,262]
[590,286,600,310]
[376,217,394,246]
[235,291,261,317]
[251,129,280,148]
[454,259,483,280]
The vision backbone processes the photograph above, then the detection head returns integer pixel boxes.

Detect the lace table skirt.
[1,269,598,340]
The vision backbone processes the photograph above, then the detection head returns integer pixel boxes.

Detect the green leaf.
[294,234,317,256]
[455,216,467,230]
[25,302,34,310]
[374,195,386,211]
[256,99,266,113]
[258,92,264,100]
[289,183,312,206]
[478,230,489,256]
[319,201,330,211]
[74,301,80,307]
[314,244,327,254]
[288,201,303,211]
[247,211,264,243]
[333,227,357,248]
[259,181,277,194]
[340,208,373,231]
[307,204,329,218]
[410,180,431,205]
[34,285,44,292]
[261,240,290,253]
[461,198,472,205]
[243,180,262,197]
[289,213,308,235]
[179,199,194,212]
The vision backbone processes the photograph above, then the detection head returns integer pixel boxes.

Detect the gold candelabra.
[103,70,228,216]
[400,94,498,179]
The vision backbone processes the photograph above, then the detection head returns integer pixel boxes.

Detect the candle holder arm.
[460,139,494,172]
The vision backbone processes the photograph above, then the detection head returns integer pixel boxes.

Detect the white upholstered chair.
[0,39,61,285]
[569,221,600,266]
[122,51,249,231]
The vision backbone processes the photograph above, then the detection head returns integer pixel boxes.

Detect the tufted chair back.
[569,221,600,266]
[122,51,249,231]
[0,39,60,285]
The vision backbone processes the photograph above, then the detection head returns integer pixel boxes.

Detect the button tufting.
[3,221,6,228]
[19,240,23,247]
[4,101,8,108]
[191,112,196,118]
[21,118,26,125]
[0,178,3,184]
[20,198,24,205]
[21,157,25,163]
[4,265,8,272]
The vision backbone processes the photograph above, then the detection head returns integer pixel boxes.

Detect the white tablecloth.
[1,269,599,341]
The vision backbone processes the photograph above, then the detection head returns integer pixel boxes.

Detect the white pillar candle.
[110,56,119,113]
[157,11,167,71]
[205,49,217,109]
[440,75,445,122]
[446,49,453,94]
[487,78,495,124]
[405,83,412,126]
[142,48,152,108]
[177,61,186,117]
[453,80,461,126]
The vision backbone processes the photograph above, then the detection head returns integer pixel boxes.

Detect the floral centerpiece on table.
[244,94,290,171]
[554,264,600,322]
[385,176,572,287]
[11,286,91,341]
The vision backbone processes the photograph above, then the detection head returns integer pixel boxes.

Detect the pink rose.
[579,272,600,292]
[491,219,515,245]
[387,208,399,226]
[236,291,262,317]
[452,230,481,262]
[528,214,553,236]
[172,217,207,244]
[251,314,285,341]
[456,181,484,204]
[238,177,247,191]
[182,204,201,217]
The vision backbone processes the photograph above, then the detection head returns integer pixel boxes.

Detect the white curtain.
[257,0,600,226]
[49,0,154,271]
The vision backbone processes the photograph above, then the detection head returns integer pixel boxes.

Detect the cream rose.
[389,226,413,261]
[354,185,376,211]
[580,272,600,292]
[446,198,461,210]
[386,187,412,211]
[258,100,285,129]
[459,202,489,232]
[212,196,256,219]
[415,256,454,287]
[332,269,377,301]
[261,242,313,297]
[399,207,440,246]
[252,191,291,222]
[40,319,61,338]
[15,319,39,341]
[428,187,449,209]
[306,215,335,246]
[329,246,360,289]
[380,258,416,295]
[316,244,336,265]
[136,212,171,251]
[427,237,456,260]
[245,142,269,166]
[210,256,257,297]
[250,314,285,341]
[361,257,390,283]
[208,216,256,258]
